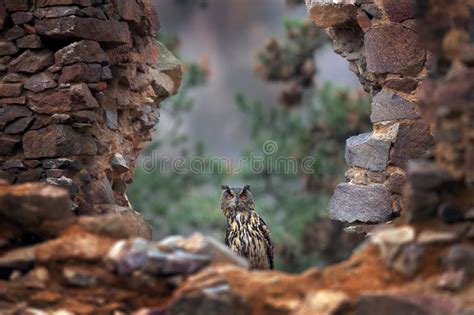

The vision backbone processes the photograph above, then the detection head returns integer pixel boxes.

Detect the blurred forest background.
[128,0,370,272]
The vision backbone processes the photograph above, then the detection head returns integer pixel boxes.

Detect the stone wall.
[0,0,182,215]
[306,0,435,223]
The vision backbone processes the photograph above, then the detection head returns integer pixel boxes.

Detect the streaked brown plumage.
[220,185,274,270]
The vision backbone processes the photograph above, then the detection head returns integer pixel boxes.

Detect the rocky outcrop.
[0,0,182,215]
[0,182,247,314]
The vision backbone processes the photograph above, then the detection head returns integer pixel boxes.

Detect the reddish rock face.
[370,90,419,123]
[9,49,53,73]
[29,83,99,114]
[382,0,416,22]
[390,122,434,167]
[0,0,182,213]
[54,40,109,66]
[384,78,418,93]
[36,0,92,6]
[4,0,30,12]
[365,25,425,75]
[23,124,97,158]
[35,16,131,44]
[0,105,32,128]
[59,63,101,84]
[24,72,57,92]
[0,83,23,97]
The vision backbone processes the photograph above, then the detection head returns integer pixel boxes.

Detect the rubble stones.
[371,226,415,264]
[23,124,97,158]
[34,6,83,19]
[106,238,211,277]
[384,77,418,93]
[113,0,143,23]
[4,116,35,134]
[0,183,72,226]
[36,17,132,45]
[370,90,419,123]
[9,50,54,73]
[365,25,425,75]
[42,158,82,170]
[161,233,249,269]
[5,26,25,41]
[44,176,78,196]
[0,135,21,155]
[36,0,92,7]
[144,250,211,277]
[345,132,391,171]
[382,0,415,23]
[0,105,32,128]
[386,172,406,194]
[0,39,18,56]
[306,0,357,28]
[11,12,33,25]
[329,183,393,223]
[390,122,434,167]
[1,159,25,170]
[24,72,57,92]
[5,0,30,12]
[0,83,23,97]
[59,63,101,83]
[77,210,152,240]
[29,83,99,114]
[110,152,129,174]
[54,40,109,66]
[16,35,42,49]
[16,167,43,183]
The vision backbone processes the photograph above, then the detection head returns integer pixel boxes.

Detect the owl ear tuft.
[221,185,230,191]
[243,184,250,192]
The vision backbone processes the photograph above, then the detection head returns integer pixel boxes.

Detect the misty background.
[153,0,358,159]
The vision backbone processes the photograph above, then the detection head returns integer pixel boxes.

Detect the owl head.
[220,185,255,217]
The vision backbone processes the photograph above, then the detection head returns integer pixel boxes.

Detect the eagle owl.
[220,185,274,270]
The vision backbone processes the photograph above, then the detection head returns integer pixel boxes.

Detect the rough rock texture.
[307,0,433,222]
[0,0,182,214]
[0,1,473,314]
[329,183,392,222]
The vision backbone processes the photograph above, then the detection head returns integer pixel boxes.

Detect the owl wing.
[258,216,274,269]
[224,223,230,247]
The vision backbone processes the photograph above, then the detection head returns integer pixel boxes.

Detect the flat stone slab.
[345,132,391,171]
[329,183,393,223]
[365,25,425,75]
[36,16,131,44]
[306,0,357,28]
[23,124,97,158]
[371,90,420,123]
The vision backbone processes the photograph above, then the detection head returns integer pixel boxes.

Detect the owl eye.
[226,194,234,200]
[239,194,246,200]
